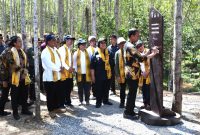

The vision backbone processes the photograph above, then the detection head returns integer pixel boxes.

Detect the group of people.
[0,28,159,120]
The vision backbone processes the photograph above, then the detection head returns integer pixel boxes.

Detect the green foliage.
[0,0,199,91]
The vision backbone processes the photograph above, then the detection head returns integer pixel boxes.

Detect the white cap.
[88,36,96,42]
[117,37,126,45]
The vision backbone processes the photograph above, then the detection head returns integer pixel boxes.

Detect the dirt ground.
[0,90,199,135]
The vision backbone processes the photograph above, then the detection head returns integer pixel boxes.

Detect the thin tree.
[10,0,13,36]
[85,6,90,36]
[172,0,183,114]
[70,0,75,36]
[114,0,119,34]
[2,0,7,40]
[33,0,41,120]
[21,0,26,50]
[92,0,97,37]
[13,0,17,34]
[39,0,44,38]
[58,0,64,41]
[65,0,69,34]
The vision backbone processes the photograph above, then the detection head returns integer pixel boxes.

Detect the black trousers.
[141,80,150,105]
[95,79,111,105]
[125,79,138,113]
[91,83,96,97]
[28,67,36,101]
[57,80,66,108]
[77,74,91,103]
[119,82,126,105]
[44,81,61,112]
[110,66,116,93]
[63,78,73,105]
[0,85,10,113]
[11,81,28,114]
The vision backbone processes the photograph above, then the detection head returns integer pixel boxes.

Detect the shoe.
[110,91,116,95]
[119,103,125,108]
[145,105,151,110]
[6,98,10,102]
[96,104,101,108]
[13,114,20,120]
[90,96,96,100]
[86,101,90,106]
[123,111,139,120]
[27,101,34,107]
[79,102,83,106]
[65,103,74,108]
[54,108,66,113]
[21,110,33,115]
[103,101,113,105]
[140,105,145,109]
[49,111,57,118]
[0,111,11,116]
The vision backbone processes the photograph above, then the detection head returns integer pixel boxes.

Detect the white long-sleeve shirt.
[86,46,97,60]
[73,50,86,74]
[58,45,72,70]
[41,46,61,82]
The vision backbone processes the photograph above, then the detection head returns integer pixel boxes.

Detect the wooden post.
[149,7,164,116]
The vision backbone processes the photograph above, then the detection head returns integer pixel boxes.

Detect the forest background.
[0,0,199,92]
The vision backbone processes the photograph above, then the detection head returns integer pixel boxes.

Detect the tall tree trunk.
[43,3,47,33]
[21,0,26,50]
[17,0,20,34]
[108,0,111,16]
[39,0,44,38]
[85,6,89,35]
[10,0,13,36]
[53,0,56,33]
[13,0,17,34]
[33,0,41,120]
[58,0,64,41]
[2,0,7,40]
[92,0,97,37]
[81,7,85,33]
[172,0,183,114]
[114,0,119,34]
[29,0,33,38]
[70,0,75,36]
[65,0,69,34]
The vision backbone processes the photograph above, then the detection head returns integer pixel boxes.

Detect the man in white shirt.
[86,36,96,99]
[41,34,66,118]
[58,35,75,107]
[73,39,91,105]
[87,36,96,60]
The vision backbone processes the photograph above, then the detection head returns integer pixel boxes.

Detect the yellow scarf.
[47,46,62,82]
[118,49,125,83]
[97,48,111,79]
[11,47,31,86]
[76,49,91,82]
[139,48,150,87]
[89,46,95,54]
[61,45,73,80]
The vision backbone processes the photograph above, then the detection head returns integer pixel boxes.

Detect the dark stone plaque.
[149,7,164,116]
[139,7,181,126]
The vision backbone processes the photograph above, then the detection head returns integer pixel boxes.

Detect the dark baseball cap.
[46,34,56,43]
[63,35,76,41]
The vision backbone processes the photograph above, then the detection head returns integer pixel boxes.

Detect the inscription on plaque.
[149,7,164,116]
